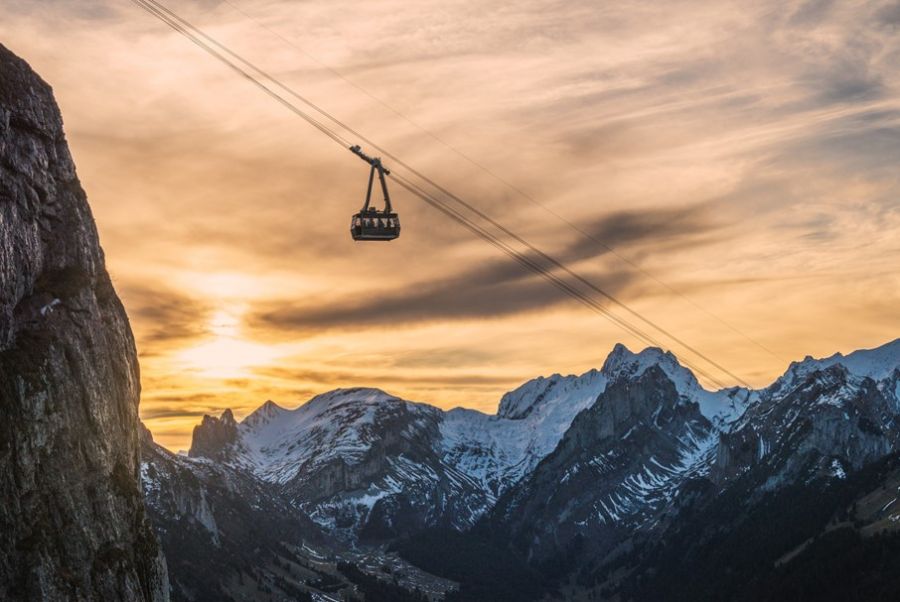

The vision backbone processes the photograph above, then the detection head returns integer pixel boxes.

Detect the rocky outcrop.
[0,44,168,600]
[188,409,238,461]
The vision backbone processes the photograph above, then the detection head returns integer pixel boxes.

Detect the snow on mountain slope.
[190,388,495,538]
[441,344,758,498]
[488,365,722,562]
[485,339,900,565]
[770,338,900,399]
[182,338,900,548]
[441,370,609,497]
[219,388,441,485]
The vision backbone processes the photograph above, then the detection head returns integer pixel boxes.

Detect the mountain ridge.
[143,337,900,600]
[180,338,899,543]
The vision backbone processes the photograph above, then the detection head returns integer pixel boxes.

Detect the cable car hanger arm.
[349,144,390,175]
[350,144,393,214]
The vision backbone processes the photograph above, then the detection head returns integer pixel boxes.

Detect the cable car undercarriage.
[349,145,400,241]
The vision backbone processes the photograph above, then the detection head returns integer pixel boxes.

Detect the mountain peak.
[497,344,713,423]
[243,399,285,428]
[304,387,399,411]
[497,374,565,419]
[601,344,690,384]
[774,338,900,395]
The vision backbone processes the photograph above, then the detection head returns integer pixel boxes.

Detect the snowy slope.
[174,341,900,550]
[221,389,441,485]
[441,369,609,496]
[769,338,900,398]
[487,365,722,562]
[485,339,900,563]
[439,344,755,500]
[186,339,900,542]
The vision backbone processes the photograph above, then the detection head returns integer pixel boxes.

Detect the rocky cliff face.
[0,45,168,601]
[714,364,899,488]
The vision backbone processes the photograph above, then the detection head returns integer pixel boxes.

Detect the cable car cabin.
[351,210,400,241]
[349,144,400,242]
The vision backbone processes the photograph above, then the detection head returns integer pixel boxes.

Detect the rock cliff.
[0,44,168,600]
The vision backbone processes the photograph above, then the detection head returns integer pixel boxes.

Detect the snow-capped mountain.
[179,338,900,558]
[482,338,900,567]
[768,338,900,402]
[190,388,492,539]
[441,367,609,499]
[488,364,719,562]
[187,344,756,540]
[716,355,900,487]
[150,338,900,600]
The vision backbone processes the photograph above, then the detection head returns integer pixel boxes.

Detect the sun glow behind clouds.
[175,307,282,379]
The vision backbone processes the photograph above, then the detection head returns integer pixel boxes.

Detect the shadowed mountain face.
[483,345,900,567]
[183,349,695,542]
[446,341,900,600]
[488,366,717,564]
[141,426,327,602]
[143,426,458,601]
[0,45,168,601]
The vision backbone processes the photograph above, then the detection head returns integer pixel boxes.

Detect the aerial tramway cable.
[217,0,785,365]
[129,0,749,390]
[130,0,740,389]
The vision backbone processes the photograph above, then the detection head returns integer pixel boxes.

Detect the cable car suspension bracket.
[350,144,392,213]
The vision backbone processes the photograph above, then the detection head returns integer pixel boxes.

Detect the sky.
[2,0,899,450]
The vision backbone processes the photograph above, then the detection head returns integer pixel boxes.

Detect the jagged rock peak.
[602,343,688,381]
[496,344,716,422]
[189,409,239,460]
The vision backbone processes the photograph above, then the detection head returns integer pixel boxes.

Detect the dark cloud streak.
[117,284,211,346]
[253,204,718,331]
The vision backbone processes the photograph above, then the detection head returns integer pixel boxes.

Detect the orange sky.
[3,0,899,450]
